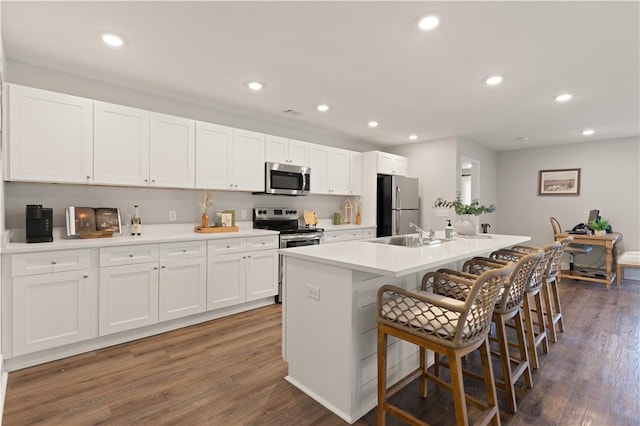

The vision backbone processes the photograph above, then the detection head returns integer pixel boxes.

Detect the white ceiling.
[2,1,639,151]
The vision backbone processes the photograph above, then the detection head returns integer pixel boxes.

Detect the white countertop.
[319,222,376,231]
[280,232,531,277]
[2,223,279,254]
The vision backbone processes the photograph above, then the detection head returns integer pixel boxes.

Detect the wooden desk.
[555,232,623,290]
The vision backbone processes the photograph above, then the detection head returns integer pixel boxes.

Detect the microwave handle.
[301,172,307,193]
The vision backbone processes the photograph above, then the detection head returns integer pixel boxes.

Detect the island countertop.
[279,232,531,278]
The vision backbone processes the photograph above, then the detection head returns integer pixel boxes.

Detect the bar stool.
[538,237,571,342]
[440,251,544,413]
[493,242,560,368]
[377,263,514,426]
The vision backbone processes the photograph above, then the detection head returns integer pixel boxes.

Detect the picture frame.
[223,209,236,226]
[538,168,581,195]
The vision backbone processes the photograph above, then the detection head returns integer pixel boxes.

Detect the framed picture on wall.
[538,168,581,195]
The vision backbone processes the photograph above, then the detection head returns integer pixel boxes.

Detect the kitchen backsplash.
[4,182,357,229]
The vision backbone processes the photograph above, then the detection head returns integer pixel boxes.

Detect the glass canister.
[333,212,341,225]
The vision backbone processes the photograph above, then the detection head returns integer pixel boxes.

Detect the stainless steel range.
[253,208,324,303]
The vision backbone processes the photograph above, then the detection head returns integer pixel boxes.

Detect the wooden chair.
[439,251,544,413]
[617,251,640,287]
[493,242,560,368]
[550,217,592,273]
[376,263,514,426]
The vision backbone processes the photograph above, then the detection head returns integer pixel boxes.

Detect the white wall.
[3,61,378,230]
[498,136,639,271]
[389,137,458,231]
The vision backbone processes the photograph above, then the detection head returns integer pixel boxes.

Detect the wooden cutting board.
[303,211,318,226]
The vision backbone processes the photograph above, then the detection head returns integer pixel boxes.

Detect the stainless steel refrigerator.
[377,174,420,237]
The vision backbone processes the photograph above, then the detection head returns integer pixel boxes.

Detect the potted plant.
[588,218,610,237]
[433,194,496,235]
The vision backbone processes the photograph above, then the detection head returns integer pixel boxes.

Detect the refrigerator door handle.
[396,209,400,235]
[396,185,401,210]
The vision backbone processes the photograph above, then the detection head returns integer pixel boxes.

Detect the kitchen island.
[280,232,530,424]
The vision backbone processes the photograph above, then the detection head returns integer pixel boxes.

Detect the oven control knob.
[292,210,297,215]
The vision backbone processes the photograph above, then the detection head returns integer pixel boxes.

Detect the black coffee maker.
[26,204,53,243]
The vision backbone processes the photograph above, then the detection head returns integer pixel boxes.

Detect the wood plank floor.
[4,278,640,425]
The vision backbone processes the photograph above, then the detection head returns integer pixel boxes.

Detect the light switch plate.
[306,284,320,301]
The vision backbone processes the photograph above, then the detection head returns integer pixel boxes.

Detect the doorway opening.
[460,157,480,204]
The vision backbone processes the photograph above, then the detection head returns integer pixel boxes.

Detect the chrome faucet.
[410,222,435,244]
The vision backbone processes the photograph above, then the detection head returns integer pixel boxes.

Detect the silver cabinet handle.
[152,179,156,184]
[226,245,231,249]
[129,254,134,258]
[144,179,149,183]
[153,266,159,270]
[83,275,88,279]
[86,175,91,179]
[51,260,57,265]
[161,265,166,269]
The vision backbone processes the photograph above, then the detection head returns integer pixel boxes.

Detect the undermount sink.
[367,234,451,247]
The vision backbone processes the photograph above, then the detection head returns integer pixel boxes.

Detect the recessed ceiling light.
[102,33,124,47]
[247,81,263,91]
[417,13,440,31]
[317,104,329,112]
[485,75,503,86]
[409,134,418,140]
[368,121,379,128]
[554,93,573,102]
[581,129,595,136]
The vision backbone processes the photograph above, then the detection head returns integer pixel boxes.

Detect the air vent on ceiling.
[283,109,304,116]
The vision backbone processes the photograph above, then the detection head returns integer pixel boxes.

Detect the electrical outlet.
[169,210,177,221]
[435,208,449,217]
[241,210,247,220]
[306,284,320,301]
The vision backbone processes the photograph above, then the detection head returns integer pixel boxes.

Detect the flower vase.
[454,214,478,236]
[594,230,606,237]
[201,213,209,228]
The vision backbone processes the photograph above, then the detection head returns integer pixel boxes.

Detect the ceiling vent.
[283,109,304,117]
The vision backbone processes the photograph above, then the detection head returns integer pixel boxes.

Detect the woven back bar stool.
[439,251,544,413]
[537,237,571,342]
[492,242,560,369]
[376,263,514,426]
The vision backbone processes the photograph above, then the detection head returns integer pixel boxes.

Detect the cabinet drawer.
[100,244,159,267]
[246,235,279,251]
[363,228,376,239]
[12,249,91,277]
[159,241,206,260]
[208,238,246,255]
[344,229,364,241]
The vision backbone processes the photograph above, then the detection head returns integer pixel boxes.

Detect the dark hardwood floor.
[4,278,639,425]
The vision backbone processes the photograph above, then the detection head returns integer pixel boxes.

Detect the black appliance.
[253,207,323,303]
[26,204,53,243]
[377,174,420,237]
[262,162,310,196]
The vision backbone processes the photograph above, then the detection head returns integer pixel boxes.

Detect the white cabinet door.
[159,257,207,322]
[246,250,278,301]
[94,101,150,186]
[349,151,362,196]
[309,144,330,194]
[377,152,408,176]
[6,84,93,184]
[99,263,159,335]
[207,252,246,310]
[150,113,195,188]
[287,139,310,167]
[265,134,289,164]
[232,129,265,191]
[329,148,350,195]
[392,156,408,176]
[12,270,95,356]
[195,121,233,189]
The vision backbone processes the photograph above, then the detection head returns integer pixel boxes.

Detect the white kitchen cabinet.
[207,235,278,310]
[377,152,408,176]
[309,144,350,195]
[349,151,362,196]
[94,101,150,186]
[149,112,195,188]
[5,84,94,184]
[195,123,265,191]
[99,262,159,336]
[266,135,310,166]
[362,227,376,239]
[324,228,365,244]
[158,241,207,322]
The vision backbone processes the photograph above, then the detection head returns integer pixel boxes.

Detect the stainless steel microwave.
[264,162,310,196]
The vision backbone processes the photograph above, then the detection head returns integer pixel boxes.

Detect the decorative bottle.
[131,205,142,236]
[445,219,454,240]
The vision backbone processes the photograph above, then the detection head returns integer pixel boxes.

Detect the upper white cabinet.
[265,135,310,167]
[5,84,94,184]
[349,151,362,196]
[196,123,265,191]
[149,112,195,188]
[309,144,350,195]
[94,103,195,188]
[377,151,408,176]
[94,101,150,186]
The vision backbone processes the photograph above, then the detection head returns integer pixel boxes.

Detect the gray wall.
[497,136,639,269]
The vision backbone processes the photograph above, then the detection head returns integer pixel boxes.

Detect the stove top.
[253,207,323,234]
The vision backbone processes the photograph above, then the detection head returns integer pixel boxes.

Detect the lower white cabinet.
[324,228,377,244]
[99,262,160,336]
[159,257,207,321]
[207,236,278,310]
[12,270,96,356]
